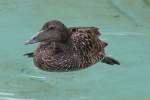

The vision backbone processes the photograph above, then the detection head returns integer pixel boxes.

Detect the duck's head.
[25,20,69,45]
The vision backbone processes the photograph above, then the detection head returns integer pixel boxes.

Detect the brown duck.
[24,20,120,72]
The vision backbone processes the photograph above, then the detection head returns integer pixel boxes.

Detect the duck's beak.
[24,30,46,45]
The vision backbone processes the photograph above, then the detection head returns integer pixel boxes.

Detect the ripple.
[0,92,15,96]
[0,97,35,100]
[110,0,138,26]
[104,32,149,36]
[0,92,35,100]
[27,75,47,80]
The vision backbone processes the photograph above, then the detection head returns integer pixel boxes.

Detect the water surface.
[0,0,150,100]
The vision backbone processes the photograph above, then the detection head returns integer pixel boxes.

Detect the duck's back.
[69,27,101,37]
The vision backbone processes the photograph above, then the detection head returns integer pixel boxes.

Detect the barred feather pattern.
[70,27,105,69]
[33,27,107,71]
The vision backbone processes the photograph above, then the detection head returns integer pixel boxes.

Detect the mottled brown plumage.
[25,20,120,72]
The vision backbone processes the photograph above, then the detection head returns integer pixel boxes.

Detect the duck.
[24,20,120,72]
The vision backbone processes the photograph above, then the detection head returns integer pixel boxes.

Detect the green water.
[0,0,150,100]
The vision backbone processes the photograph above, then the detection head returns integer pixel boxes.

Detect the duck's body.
[25,20,119,72]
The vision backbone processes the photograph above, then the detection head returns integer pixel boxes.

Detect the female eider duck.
[24,20,120,72]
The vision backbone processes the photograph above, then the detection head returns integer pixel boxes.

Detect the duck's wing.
[69,27,106,66]
[69,27,108,48]
[69,27,101,37]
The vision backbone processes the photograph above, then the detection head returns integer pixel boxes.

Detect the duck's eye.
[49,26,55,30]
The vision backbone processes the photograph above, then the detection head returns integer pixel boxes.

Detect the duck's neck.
[61,29,73,48]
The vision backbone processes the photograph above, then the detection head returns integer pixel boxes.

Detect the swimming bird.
[24,20,120,72]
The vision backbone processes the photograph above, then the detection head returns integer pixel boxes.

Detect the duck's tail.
[101,56,120,65]
[24,52,34,58]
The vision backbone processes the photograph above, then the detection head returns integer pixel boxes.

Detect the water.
[0,0,150,100]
